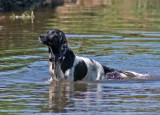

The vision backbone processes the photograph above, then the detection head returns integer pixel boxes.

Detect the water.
[0,0,160,114]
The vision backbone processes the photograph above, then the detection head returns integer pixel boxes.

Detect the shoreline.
[0,0,65,12]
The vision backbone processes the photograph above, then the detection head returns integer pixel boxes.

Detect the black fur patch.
[61,49,75,73]
[102,65,117,73]
[103,65,124,79]
[74,60,88,81]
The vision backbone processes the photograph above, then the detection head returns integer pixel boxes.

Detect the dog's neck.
[49,46,75,71]
[48,46,74,62]
[48,46,75,80]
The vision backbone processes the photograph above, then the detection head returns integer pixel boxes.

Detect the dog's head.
[39,29,68,61]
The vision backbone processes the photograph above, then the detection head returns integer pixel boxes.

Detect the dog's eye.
[51,31,55,35]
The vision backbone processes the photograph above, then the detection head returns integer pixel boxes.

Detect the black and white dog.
[39,29,149,81]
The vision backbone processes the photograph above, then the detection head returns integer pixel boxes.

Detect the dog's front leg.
[49,62,56,81]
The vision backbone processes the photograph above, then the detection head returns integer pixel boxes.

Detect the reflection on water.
[48,81,160,114]
[0,0,160,114]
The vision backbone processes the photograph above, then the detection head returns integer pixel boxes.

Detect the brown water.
[0,0,160,114]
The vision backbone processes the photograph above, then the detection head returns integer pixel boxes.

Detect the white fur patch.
[120,73,128,78]
[49,62,54,77]
[127,71,150,79]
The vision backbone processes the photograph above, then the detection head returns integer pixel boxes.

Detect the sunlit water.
[0,0,160,114]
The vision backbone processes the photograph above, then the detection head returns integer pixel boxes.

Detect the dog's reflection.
[48,81,88,112]
[48,81,105,113]
[49,81,70,112]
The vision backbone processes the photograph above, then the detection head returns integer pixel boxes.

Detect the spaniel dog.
[39,29,149,81]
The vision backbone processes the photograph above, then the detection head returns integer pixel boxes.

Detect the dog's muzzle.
[38,35,48,45]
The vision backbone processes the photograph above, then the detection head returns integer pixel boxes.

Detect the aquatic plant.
[10,11,35,21]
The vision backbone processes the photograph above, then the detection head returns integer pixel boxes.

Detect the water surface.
[0,0,160,114]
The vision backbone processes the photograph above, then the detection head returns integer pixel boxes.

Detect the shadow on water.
[0,0,160,114]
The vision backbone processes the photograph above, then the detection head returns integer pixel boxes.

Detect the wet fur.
[39,29,150,81]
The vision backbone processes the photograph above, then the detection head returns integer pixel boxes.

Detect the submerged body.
[39,29,150,81]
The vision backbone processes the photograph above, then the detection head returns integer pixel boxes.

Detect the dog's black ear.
[59,31,66,40]
[48,47,55,62]
[60,32,68,52]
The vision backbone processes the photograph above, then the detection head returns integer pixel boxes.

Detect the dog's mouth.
[38,35,49,46]
[38,35,60,46]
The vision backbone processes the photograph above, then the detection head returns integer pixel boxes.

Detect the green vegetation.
[10,11,35,21]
